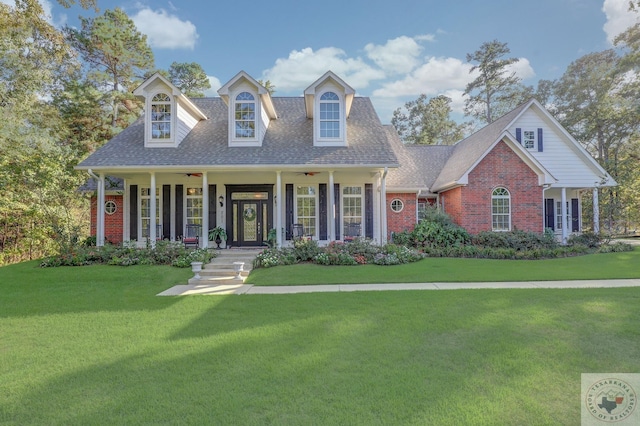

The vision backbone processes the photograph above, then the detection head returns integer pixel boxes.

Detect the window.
[140,187,160,238]
[390,199,404,213]
[343,186,363,236]
[491,187,510,231]
[234,92,256,138]
[151,93,171,139]
[295,186,317,237]
[186,187,203,226]
[555,201,571,230]
[523,130,535,149]
[320,92,340,138]
[105,200,117,215]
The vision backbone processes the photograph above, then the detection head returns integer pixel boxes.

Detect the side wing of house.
[505,100,616,240]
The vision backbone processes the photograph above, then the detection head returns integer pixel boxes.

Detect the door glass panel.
[243,203,258,242]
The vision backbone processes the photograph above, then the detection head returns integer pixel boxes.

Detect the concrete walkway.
[157,278,640,296]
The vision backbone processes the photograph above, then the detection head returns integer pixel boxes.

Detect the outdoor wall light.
[218,195,224,207]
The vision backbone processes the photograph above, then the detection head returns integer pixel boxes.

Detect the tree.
[168,62,211,97]
[0,0,86,264]
[464,40,529,124]
[257,79,276,95]
[64,8,155,129]
[392,95,468,145]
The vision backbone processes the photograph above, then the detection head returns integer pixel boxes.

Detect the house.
[76,70,616,248]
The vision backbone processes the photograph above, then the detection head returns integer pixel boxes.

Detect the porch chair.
[183,224,201,249]
[344,222,361,242]
[292,223,305,239]
[156,224,163,241]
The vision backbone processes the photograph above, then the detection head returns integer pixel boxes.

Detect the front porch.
[89,168,391,249]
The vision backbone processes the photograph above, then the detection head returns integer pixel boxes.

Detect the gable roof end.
[304,71,355,118]
[217,70,277,119]
[133,72,207,120]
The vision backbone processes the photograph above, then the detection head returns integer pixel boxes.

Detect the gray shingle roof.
[77,97,399,169]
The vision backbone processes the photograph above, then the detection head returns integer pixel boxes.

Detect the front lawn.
[1,260,639,425]
[246,246,640,285]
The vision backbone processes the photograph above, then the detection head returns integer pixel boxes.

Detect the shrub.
[598,242,634,253]
[390,230,412,247]
[412,219,471,248]
[568,231,602,248]
[472,229,557,250]
[291,238,322,262]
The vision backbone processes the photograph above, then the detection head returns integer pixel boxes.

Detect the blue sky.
[5,0,640,123]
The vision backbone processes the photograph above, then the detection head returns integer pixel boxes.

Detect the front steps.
[188,248,263,285]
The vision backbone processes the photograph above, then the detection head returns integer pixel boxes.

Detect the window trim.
[523,130,536,150]
[105,200,117,215]
[149,92,174,143]
[390,198,404,213]
[315,89,345,145]
[233,91,258,142]
[294,185,318,238]
[140,187,161,238]
[491,187,511,232]
[185,187,203,229]
[342,185,363,238]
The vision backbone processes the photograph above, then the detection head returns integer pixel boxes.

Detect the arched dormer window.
[319,91,340,139]
[491,187,511,231]
[234,92,256,138]
[151,93,172,139]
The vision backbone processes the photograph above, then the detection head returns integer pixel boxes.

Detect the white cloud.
[602,0,640,43]
[204,75,222,97]
[372,56,473,98]
[131,7,198,50]
[262,47,385,93]
[364,35,427,74]
[507,58,536,80]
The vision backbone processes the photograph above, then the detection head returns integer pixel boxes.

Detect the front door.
[236,200,265,246]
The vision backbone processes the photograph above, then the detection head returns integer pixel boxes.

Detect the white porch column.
[329,171,335,241]
[593,188,600,234]
[561,187,568,245]
[149,172,156,244]
[276,171,282,247]
[381,168,388,244]
[202,172,209,248]
[97,173,105,247]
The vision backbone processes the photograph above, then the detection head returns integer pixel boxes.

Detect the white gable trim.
[133,72,207,121]
[304,71,355,119]
[217,70,277,119]
[506,99,616,187]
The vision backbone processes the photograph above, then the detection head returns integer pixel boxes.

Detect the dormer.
[217,71,277,147]
[304,71,355,147]
[133,73,207,148]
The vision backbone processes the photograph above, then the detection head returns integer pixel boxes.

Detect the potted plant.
[208,226,227,249]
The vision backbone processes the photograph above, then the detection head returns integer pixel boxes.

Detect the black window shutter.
[130,185,138,240]
[544,198,555,230]
[285,184,293,240]
[571,198,579,232]
[319,183,327,240]
[208,185,217,231]
[516,128,522,144]
[175,185,183,239]
[538,128,544,152]
[161,185,170,240]
[334,183,341,240]
[365,183,373,239]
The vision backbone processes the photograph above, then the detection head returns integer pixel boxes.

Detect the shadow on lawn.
[6,289,639,424]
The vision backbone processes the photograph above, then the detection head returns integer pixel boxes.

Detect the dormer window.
[320,92,340,138]
[234,92,256,139]
[151,93,172,139]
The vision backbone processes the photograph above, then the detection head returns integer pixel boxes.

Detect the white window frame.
[319,91,340,140]
[491,187,511,231]
[555,200,571,231]
[105,200,117,215]
[390,199,404,213]
[185,187,203,228]
[342,185,363,237]
[150,92,173,142]
[294,185,318,238]
[234,91,257,141]
[523,130,536,150]
[140,187,160,238]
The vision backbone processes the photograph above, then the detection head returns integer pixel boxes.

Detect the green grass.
[245,246,640,285]
[1,260,639,424]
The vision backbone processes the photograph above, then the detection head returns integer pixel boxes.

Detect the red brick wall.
[386,193,417,239]
[442,140,542,234]
[90,194,124,244]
